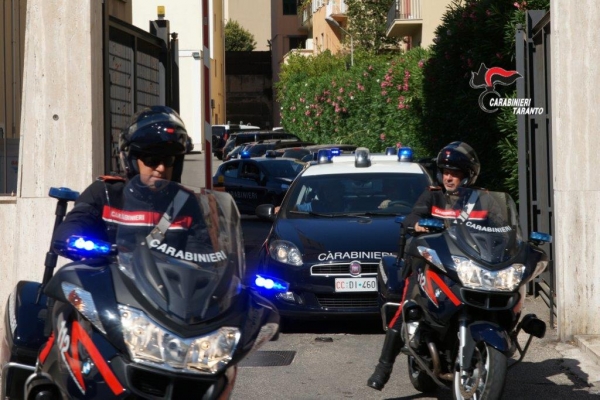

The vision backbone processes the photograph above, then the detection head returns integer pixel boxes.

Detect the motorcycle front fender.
[469,321,512,353]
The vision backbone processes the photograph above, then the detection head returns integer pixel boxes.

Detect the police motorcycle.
[1,175,279,399]
[377,187,551,399]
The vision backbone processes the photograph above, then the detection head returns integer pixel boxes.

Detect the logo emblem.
[470,63,522,113]
[349,260,362,276]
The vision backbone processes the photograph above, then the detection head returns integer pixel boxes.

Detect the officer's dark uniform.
[53,176,212,256]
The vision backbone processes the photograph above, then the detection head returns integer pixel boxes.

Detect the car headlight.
[268,240,303,266]
[119,305,240,374]
[455,257,525,292]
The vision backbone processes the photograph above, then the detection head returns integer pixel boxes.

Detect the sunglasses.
[139,155,176,168]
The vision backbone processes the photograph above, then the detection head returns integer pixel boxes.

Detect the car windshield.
[441,188,523,263]
[260,159,307,178]
[282,173,430,216]
[115,175,244,323]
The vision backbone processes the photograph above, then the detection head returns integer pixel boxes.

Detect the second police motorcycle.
[377,186,551,399]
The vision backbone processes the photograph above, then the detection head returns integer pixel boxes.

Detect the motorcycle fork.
[457,315,476,376]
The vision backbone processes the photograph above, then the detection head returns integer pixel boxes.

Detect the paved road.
[182,151,600,399]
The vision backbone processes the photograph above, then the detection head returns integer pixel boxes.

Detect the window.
[289,36,306,51]
[283,0,297,15]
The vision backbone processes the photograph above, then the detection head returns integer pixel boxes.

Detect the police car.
[212,152,307,214]
[253,147,433,319]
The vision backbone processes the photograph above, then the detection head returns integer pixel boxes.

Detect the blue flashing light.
[530,231,552,244]
[385,147,397,156]
[397,147,414,162]
[254,274,289,292]
[49,187,80,201]
[67,236,111,255]
[317,149,333,164]
[240,151,251,159]
[418,218,445,230]
[329,148,341,156]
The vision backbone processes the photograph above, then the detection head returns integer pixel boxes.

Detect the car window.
[261,160,305,178]
[222,161,240,178]
[241,162,261,179]
[284,173,430,215]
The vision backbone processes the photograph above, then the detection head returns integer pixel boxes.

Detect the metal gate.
[103,11,179,175]
[516,10,555,324]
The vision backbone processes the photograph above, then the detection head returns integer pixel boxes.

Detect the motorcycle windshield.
[115,175,245,324]
[444,188,523,264]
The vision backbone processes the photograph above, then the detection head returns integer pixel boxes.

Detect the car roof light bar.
[354,147,371,168]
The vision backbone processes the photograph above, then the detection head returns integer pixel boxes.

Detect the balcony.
[298,2,313,31]
[386,0,422,38]
[326,0,348,21]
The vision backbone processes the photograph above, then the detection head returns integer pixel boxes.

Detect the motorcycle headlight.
[268,240,303,266]
[455,258,525,292]
[119,305,240,374]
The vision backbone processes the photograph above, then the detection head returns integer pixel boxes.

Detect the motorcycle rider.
[367,141,481,391]
[52,105,212,255]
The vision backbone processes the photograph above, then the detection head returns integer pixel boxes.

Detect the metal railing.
[387,0,422,30]
[326,0,347,16]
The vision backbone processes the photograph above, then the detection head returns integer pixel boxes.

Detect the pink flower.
[381,90,388,96]
[418,60,424,68]
[339,87,344,93]
[305,110,311,116]
[368,65,374,71]
[380,134,386,140]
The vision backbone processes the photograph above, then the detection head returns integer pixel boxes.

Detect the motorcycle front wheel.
[453,343,507,400]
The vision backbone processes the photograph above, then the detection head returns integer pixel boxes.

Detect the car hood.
[271,217,402,263]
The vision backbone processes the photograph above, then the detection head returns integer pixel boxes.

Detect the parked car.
[252,147,432,319]
[281,144,358,161]
[242,140,315,158]
[213,155,308,214]
[212,123,260,160]
[222,131,302,161]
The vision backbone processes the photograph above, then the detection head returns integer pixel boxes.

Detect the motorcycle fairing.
[459,321,514,370]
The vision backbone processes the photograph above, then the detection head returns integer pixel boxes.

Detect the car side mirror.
[256,204,276,221]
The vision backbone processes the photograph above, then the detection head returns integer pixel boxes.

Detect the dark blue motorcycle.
[377,188,551,399]
[1,176,279,399]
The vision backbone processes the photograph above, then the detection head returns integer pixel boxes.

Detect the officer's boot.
[366,327,403,391]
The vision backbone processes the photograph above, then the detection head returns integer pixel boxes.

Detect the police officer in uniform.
[367,141,481,391]
[52,106,208,253]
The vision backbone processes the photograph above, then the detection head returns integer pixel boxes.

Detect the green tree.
[345,0,400,53]
[224,20,256,51]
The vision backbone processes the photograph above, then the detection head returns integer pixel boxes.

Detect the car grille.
[315,293,378,309]
[311,262,378,276]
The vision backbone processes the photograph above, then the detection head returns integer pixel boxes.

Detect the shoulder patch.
[96,175,126,183]
[428,185,442,191]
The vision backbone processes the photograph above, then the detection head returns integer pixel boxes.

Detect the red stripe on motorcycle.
[426,270,462,306]
[39,333,55,364]
[389,277,410,329]
[72,321,125,395]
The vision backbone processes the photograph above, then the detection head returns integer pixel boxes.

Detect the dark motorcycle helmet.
[119,106,188,178]
[436,141,480,187]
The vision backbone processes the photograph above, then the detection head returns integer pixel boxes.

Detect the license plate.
[334,277,377,292]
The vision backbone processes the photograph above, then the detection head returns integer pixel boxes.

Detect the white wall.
[552,0,600,340]
[131,0,205,149]
[0,1,104,343]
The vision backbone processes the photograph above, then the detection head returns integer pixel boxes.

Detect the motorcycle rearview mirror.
[529,231,552,245]
[418,218,445,231]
